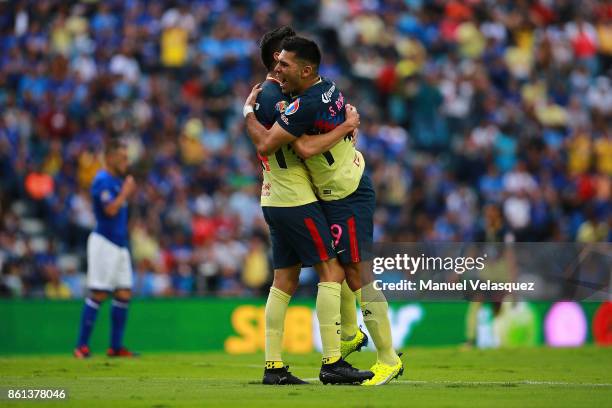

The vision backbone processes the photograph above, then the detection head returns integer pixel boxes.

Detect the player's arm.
[243,84,296,155]
[291,104,360,160]
[103,176,136,217]
[245,115,297,156]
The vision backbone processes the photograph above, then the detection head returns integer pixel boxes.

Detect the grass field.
[1,347,611,407]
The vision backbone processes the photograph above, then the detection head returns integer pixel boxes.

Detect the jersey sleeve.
[254,90,277,128]
[275,97,316,138]
[92,178,117,209]
[254,83,288,128]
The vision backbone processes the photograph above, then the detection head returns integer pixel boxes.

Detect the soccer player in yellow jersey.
[244,35,404,386]
[245,27,372,385]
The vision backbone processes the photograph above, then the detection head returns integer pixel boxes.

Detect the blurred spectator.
[44,265,71,299]
[0,0,609,299]
[25,166,54,201]
[241,235,270,294]
[577,206,609,242]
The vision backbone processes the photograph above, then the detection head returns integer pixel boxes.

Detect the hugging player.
[244,32,403,385]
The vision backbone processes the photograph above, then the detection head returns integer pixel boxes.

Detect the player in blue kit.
[74,139,137,358]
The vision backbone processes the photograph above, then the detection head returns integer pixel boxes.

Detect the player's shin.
[77,297,101,347]
[110,298,129,351]
[340,280,358,341]
[316,282,342,364]
[356,283,399,366]
[264,286,291,368]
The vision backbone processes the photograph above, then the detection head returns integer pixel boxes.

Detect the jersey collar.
[266,75,323,98]
[290,77,323,99]
[265,75,282,85]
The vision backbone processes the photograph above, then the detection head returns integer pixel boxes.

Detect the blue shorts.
[262,202,335,269]
[320,174,375,265]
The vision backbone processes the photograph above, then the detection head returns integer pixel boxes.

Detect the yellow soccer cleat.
[341,326,369,359]
[361,354,404,386]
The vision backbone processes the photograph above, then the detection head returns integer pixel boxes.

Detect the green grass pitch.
[1,347,611,407]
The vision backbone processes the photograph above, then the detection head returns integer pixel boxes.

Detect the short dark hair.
[280,36,321,72]
[259,26,296,71]
[104,138,126,155]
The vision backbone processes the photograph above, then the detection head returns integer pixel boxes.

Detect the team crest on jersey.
[275,100,288,113]
[284,98,300,115]
[101,190,111,202]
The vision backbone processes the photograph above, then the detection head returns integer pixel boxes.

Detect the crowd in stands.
[0,0,610,298]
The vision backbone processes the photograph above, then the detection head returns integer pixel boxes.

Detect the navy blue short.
[320,174,375,265]
[262,202,335,269]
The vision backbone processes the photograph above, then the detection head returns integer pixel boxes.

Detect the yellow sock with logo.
[317,282,342,365]
[340,280,358,341]
[265,286,291,368]
[355,284,399,366]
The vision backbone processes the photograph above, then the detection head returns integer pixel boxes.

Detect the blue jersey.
[276,77,364,200]
[91,169,128,247]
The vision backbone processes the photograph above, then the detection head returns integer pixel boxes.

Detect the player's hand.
[121,175,136,197]
[351,128,359,146]
[245,83,262,108]
[345,104,360,130]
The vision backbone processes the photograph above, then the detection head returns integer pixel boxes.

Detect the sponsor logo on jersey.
[262,182,271,197]
[284,98,300,115]
[275,100,288,113]
[280,114,289,125]
[321,84,336,103]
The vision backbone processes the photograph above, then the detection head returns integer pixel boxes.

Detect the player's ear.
[301,64,312,78]
[273,51,280,62]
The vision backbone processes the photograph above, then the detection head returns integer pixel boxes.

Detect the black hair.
[104,137,126,155]
[280,36,321,72]
[259,26,296,72]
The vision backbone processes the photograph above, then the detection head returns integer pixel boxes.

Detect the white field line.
[226,364,612,388]
[302,378,612,387]
[2,374,610,387]
[5,362,611,388]
[230,364,612,387]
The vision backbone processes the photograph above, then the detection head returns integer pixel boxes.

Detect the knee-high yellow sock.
[316,282,341,364]
[265,286,291,368]
[355,284,399,366]
[340,280,358,341]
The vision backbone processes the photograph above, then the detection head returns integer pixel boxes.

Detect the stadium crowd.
[0,0,610,299]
